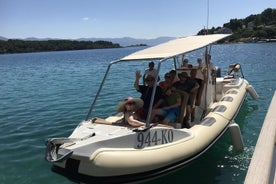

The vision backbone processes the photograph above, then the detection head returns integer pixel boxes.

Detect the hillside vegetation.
[0,40,121,54]
[198,8,276,42]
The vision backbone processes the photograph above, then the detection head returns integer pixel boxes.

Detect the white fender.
[246,85,259,100]
[229,122,244,151]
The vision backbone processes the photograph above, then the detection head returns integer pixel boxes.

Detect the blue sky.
[1,0,275,39]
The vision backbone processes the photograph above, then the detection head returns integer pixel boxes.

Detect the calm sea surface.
[0,43,275,184]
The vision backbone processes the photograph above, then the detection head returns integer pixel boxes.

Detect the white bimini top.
[120,34,231,61]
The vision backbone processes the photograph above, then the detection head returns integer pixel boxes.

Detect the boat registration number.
[135,129,174,149]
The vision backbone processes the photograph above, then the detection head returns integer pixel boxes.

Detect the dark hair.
[149,61,154,66]
[169,70,176,74]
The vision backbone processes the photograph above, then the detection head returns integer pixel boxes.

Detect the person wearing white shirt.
[143,61,159,85]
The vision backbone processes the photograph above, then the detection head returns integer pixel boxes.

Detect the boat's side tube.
[85,60,121,121]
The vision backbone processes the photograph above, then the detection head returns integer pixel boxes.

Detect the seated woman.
[117,97,147,127]
[93,97,145,127]
[93,97,172,128]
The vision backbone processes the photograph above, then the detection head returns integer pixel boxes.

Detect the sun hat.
[117,97,144,112]
[178,72,188,78]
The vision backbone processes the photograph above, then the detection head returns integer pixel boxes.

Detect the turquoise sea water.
[0,43,275,184]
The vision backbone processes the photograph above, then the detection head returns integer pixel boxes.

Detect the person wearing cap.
[134,71,163,120]
[143,61,160,85]
[172,72,190,93]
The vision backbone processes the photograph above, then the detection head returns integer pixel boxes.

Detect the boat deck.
[245,91,276,184]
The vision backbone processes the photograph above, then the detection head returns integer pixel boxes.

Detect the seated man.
[172,72,189,125]
[188,69,201,122]
[150,87,181,125]
[169,69,179,83]
[173,72,199,127]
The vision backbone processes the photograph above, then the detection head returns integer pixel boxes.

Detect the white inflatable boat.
[45,34,258,183]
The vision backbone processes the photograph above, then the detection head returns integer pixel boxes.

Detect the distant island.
[126,44,147,47]
[197,8,276,43]
[0,8,275,54]
[0,40,121,54]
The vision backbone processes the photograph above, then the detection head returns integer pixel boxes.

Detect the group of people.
[93,60,207,128]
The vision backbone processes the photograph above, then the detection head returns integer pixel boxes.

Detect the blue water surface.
[0,43,275,184]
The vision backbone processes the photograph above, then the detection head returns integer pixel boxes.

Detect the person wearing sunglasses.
[116,97,147,127]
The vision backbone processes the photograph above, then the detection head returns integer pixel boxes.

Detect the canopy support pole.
[145,57,171,127]
[85,60,121,121]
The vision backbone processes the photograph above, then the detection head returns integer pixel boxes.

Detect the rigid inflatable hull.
[51,80,248,183]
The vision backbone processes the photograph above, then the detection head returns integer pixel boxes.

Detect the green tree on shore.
[0,39,121,54]
[198,8,276,42]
